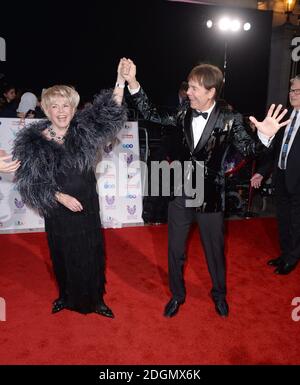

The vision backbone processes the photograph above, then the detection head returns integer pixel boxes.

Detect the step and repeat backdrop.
[0,118,143,231]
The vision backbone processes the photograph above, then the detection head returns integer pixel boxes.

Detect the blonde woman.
[13,59,128,317]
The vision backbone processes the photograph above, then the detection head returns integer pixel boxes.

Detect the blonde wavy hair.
[41,85,80,116]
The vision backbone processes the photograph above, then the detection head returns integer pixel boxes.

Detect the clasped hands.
[117,58,137,88]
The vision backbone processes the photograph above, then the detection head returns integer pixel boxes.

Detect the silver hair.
[290,75,300,83]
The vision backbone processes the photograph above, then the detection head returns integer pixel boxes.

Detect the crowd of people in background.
[0,83,44,119]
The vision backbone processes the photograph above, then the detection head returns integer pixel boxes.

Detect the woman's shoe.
[95,301,114,318]
[52,298,66,314]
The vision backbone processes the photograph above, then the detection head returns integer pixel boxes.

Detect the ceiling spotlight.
[218,17,230,31]
[230,19,241,32]
[206,20,213,28]
[243,22,251,31]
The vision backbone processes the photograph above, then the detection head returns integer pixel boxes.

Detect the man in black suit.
[121,59,289,317]
[251,75,300,275]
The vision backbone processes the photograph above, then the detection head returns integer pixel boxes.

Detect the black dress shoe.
[95,302,114,318]
[52,298,66,314]
[214,299,229,317]
[267,257,284,267]
[163,298,183,318]
[274,262,298,275]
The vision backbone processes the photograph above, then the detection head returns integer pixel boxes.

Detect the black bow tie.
[192,110,208,120]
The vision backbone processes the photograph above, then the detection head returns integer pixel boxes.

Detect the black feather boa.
[13,89,127,217]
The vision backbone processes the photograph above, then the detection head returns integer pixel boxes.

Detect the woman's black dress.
[45,168,105,314]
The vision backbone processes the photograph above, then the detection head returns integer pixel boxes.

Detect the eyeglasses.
[289,89,300,95]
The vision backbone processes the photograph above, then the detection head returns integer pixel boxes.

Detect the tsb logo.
[291,297,300,321]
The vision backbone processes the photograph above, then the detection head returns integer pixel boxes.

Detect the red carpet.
[0,217,300,364]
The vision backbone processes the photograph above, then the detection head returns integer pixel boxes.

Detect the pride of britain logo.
[14,198,25,209]
[105,195,115,206]
[126,154,134,165]
[127,205,136,216]
[14,197,26,214]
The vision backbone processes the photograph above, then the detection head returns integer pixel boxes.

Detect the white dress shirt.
[278,108,300,169]
[192,102,215,148]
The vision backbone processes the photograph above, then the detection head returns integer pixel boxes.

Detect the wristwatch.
[115,82,125,88]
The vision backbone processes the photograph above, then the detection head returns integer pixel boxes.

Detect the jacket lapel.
[193,103,220,154]
[183,108,194,153]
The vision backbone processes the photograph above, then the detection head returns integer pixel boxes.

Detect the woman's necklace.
[47,126,67,142]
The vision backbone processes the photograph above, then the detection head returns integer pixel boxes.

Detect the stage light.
[243,22,251,31]
[230,19,241,32]
[206,20,213,28]
[207,17,251,33]
[218,17,230,31]
[205,15,252,97]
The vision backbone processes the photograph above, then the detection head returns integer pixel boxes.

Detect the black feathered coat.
[13,90,127,217]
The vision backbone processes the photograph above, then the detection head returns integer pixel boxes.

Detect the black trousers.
[168,196,226,302]
[275,168,300,264]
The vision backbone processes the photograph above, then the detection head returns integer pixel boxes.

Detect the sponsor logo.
[103,216,119,228]
[105,195,115,205]
[126,154,134,165]
[104,182,116,189]
[127,205,136,215]
[127,182,140,189]
[121,134,134,139]
[14,197,25,209]
[122,143,134,149]
[14,220,24,226]
[126,194,137,199]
